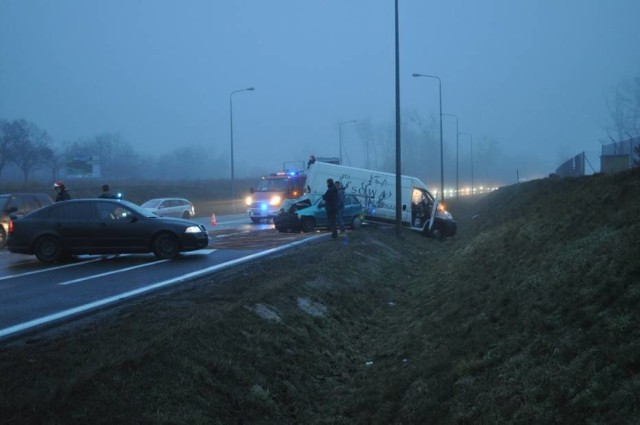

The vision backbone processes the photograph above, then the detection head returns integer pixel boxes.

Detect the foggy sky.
[2,0,639,186]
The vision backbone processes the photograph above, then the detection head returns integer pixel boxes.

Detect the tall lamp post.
[413,73,444,200]
[339,120,357,165]
[229,87,254,210]
[459,132,473,196]
[442,113,458,199]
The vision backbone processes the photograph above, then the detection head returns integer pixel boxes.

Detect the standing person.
[307,154,316,169]
[335,181,346,234]
[98,184,117,199]
[322,178,338,239]
[53,181,71,202]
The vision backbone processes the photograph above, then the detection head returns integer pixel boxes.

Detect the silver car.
[141,198,195,219]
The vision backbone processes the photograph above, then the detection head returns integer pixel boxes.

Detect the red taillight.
[8,219,14,234]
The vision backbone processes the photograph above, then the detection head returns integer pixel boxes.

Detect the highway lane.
[0,213,327,341]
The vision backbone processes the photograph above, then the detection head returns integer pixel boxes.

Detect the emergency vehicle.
[245,170,307,223]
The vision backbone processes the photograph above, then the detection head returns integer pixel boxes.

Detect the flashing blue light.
[260,203,268,211]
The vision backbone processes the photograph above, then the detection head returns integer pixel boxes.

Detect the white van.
[305,162,457,238]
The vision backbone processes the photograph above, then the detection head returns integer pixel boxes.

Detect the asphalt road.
[0,213,326,342]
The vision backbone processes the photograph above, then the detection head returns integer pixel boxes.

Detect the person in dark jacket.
[53,181,71,202]
[98,184,117,199]
[322,178,338,238]
[335,181,346,233]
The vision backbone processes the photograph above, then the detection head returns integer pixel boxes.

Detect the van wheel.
[153,233,180,259]
[0,228,6,249]
[430,226,445,242]
[351,216,362,230]
[301,217,315,233]
[35,235,65,263]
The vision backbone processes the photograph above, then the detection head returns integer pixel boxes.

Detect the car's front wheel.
[301,216,315,233]
[351,216,362,230]
[152,233,181,259]
[250,217,261,224]
[34,235,65,263]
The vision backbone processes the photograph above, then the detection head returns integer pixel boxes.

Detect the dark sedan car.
[7,199,209,262]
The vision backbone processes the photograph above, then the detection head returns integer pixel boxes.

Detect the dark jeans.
[327,209,338,238]
[337,207,345,231]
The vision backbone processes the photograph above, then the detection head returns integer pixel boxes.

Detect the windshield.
[141,199,162,208]
[256,179,289,192]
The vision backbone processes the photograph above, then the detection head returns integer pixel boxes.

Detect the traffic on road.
[0,213,326,342]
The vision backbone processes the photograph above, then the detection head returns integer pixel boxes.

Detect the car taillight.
[8,219,14,234]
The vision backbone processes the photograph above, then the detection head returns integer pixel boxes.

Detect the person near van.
[98,184,117,199]
[307,154,316,169]
[53,181,71,202]
[335,181,346,234]
[322,178,338,238]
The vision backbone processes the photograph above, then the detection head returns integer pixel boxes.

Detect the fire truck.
[245,169,307,223]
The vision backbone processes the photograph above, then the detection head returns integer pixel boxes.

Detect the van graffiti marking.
[338,173,392,215]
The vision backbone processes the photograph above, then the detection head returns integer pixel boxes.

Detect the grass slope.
[1,169,639,424]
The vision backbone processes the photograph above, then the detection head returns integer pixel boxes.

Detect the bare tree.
[7,120,53,181]
[39,144,63,181]
[605,73,640,145]
[0,119,17,179]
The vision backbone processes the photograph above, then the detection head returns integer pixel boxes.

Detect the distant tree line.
[0,118,229,183]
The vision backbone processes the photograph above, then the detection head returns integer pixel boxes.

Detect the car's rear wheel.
[351,216,362,230]
[0,228,6,249]
[34,235,65,263]
[152,233,180,259]
[301,216,315,233]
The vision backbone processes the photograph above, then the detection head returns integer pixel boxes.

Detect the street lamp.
[229,87,254,210]
[413,73,444,200]
[459,132,473,196]
[442,113,458,198]
[339,120,357,165]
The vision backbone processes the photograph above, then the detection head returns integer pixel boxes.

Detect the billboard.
[67,156,101,178]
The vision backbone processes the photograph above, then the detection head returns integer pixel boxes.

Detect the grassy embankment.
[0,169,639,423]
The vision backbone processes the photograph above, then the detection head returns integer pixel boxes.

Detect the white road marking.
[58,249,217,285]
[0,235,326,339]
[0,258,105,282]
[58,260,169,285]
[1,249,216,283]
